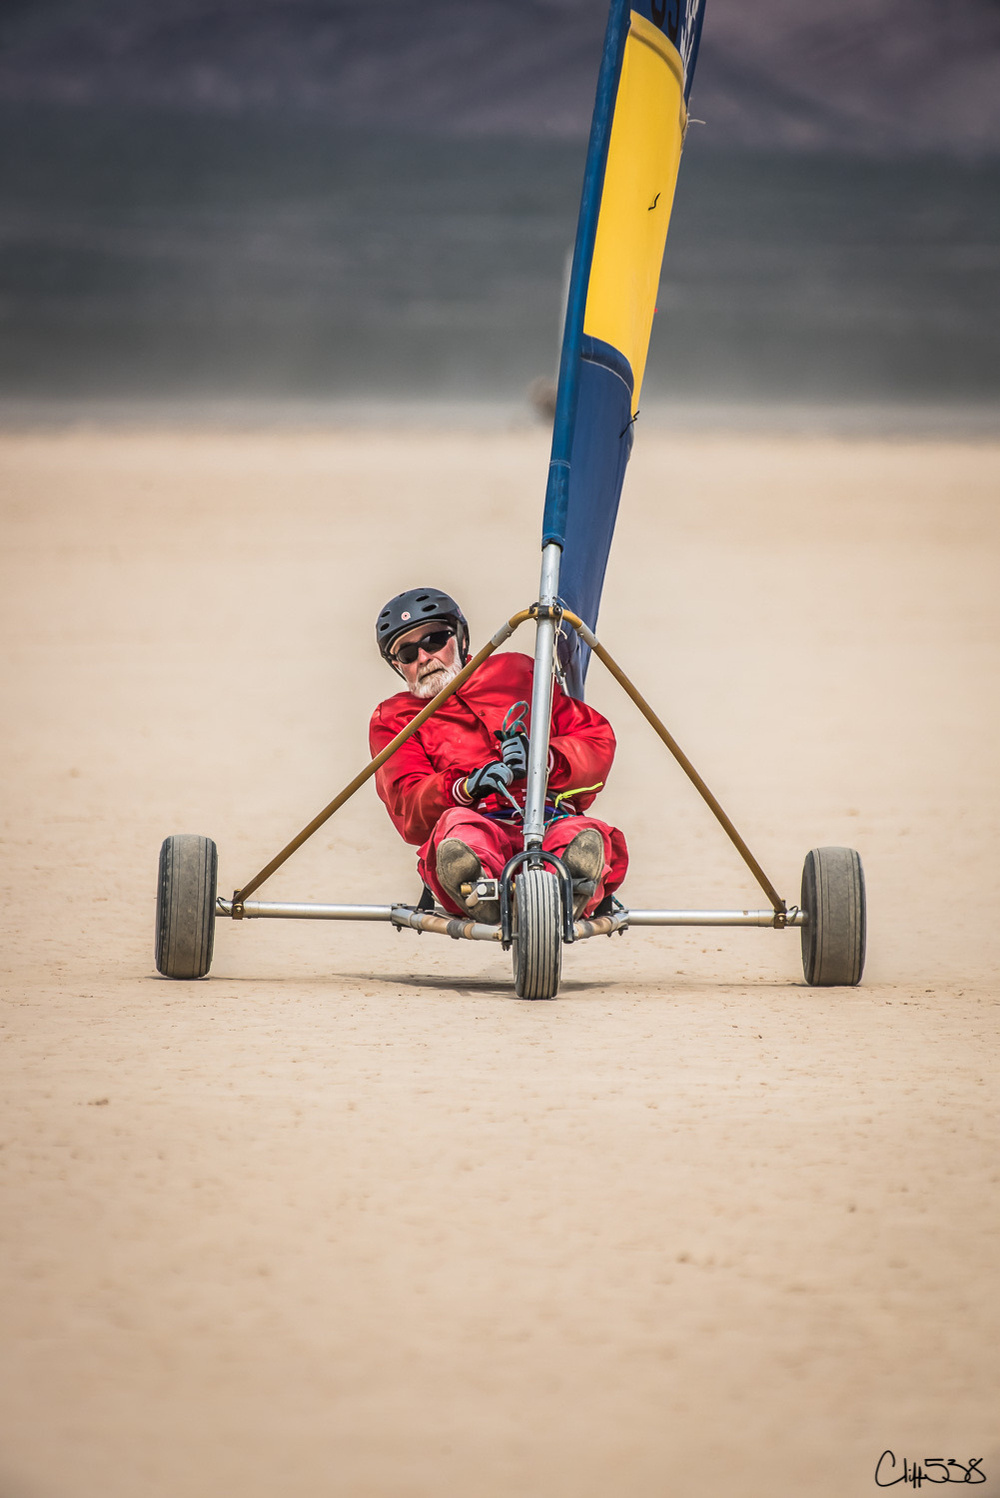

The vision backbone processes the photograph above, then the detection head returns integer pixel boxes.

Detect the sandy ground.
[1,423,998,1498]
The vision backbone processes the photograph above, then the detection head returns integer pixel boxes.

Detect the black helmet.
[375,587,470,671]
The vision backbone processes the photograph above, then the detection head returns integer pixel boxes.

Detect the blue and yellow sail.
[542,0,705,698]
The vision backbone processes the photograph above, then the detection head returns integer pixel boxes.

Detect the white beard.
[411,658,461,699]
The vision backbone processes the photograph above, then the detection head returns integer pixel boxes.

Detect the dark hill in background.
[1,1,998,408]
[2,0,1000,155]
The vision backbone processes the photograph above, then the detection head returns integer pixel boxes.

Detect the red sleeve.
[546,685,616,809]
[369,703,467,846]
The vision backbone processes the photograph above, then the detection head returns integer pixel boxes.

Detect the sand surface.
[1,424,998,1497]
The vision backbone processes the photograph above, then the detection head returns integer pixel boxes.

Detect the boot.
[436,838,500,925]
[562,828,605,919]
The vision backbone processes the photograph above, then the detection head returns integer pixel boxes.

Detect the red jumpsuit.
[369,652,628,915]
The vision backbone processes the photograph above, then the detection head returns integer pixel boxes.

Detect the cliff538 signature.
[875,1452,986,1487]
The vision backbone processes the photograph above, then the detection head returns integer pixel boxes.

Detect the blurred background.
[1,0,999,417]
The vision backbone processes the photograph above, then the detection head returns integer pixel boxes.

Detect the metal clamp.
[461,877,500,910]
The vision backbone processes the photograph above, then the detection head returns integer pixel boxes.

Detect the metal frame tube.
[523,543,562,846]
[217,898,393,921]
[625,909,805,927]
[573,910,629,939]
[390,906,501,942]
[216,898,803,931]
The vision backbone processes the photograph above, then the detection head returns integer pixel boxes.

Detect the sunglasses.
[391,626,455,665]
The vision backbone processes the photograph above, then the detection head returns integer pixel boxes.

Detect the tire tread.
[156,834,217,979]
[800,846,866,986]
[513,867,562,1000]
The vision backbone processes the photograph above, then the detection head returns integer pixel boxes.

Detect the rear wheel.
[800,846,865,986]
[156,834,217,979]
[512,867,562,1000]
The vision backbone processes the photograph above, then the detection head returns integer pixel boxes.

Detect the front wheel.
[512,867,562,1000]
[156,834,218,979]
[800,846,866,986]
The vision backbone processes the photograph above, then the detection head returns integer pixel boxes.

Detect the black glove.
[498,732,529,780]
[464,760,514,801]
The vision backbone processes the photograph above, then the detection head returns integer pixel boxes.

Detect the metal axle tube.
[216,898,802,932]
[217,898,393,921]
[626,909,805,927]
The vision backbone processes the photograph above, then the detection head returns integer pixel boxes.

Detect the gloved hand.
[498,732,529,780]
[464,759,514,802]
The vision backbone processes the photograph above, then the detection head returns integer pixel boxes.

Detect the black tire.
[156,834,218,979]
[800,846,866,986]
[512,866,563,1000]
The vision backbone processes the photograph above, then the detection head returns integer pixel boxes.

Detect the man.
[369,587,628,925]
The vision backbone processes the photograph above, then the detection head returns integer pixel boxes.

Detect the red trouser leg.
[542,815,629,918]
[418,806,521,914]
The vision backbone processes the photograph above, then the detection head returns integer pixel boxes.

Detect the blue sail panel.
[557,338,634,698]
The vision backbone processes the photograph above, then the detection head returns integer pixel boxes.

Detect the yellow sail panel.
[583,12,687,403]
